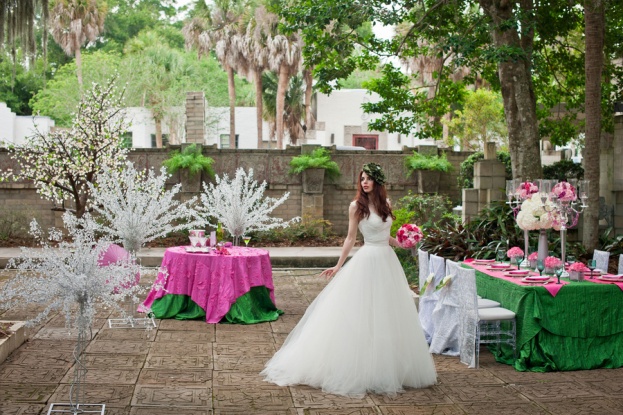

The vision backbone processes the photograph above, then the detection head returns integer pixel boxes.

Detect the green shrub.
[251,216,337,245]
[288,148,341,182]
[458,151,512,189]
[404,151,453,175]
[0,208,32,241]
[162,144,215,178]
[396,193,455,230]
[542,160,584,181]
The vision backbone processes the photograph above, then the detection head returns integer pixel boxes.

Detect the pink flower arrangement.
[516,181,539,199]
[544,256,562,268]
[552,181,577,202]
[569,262,589,272]
[397,224,423,248]
[528,252,538,261]
[506,247,524,258]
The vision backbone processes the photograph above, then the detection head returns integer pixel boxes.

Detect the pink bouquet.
[506,247,524,258]
[544,256,562,268]
[528,252,538,261]
[516,181,539,199]
[552,181,577,202]
[569,262,589,272]
[397,224,423,248]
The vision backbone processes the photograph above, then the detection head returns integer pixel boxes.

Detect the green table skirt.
[475,270,623,372]
[150,286,284,324]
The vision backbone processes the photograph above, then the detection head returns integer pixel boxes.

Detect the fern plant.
[288,148,341,182]
[162,144,215,179]
[404,151,453,175]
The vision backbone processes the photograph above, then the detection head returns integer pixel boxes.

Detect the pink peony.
[516,181,539,199]
[507,247,524,258]
[544,256,562,268]
[552,181,577,202]
[569,262,589,272]
[528,252,538,261]
[397,223,423,248]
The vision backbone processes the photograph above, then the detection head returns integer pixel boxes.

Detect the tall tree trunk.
[583,0,605,251]
[479,0,542,181]
[227,64,236,145]
[303,67,314,131]
[276,63,289,149]
[75,47,83,88]
[255,68,263,149]
[155,118,163,148]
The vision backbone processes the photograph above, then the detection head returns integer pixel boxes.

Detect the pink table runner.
[142,246,276,323]
[464,259,568,297]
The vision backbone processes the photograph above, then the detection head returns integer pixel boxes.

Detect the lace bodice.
[358,207,392,246]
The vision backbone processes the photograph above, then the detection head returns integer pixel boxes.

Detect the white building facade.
[0,102,55,146]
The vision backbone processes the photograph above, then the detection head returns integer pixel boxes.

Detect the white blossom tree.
[0,76,129,218]
[85,162,205,254]
[198,167,299,245]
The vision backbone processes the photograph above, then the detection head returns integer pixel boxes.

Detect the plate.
[489,263,510,269]
[505,270,530,276]
[474,259,495,264]
[599,275,623,282]
[487,266,513,272]
[584,269,603,275]
[522,277,550,284]
[523,276,550,282]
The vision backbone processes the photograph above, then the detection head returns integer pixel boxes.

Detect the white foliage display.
[85,162,206,253]
[198,168,299,243]
[0,212,143,328]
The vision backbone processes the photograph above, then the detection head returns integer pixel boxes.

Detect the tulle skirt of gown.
[261,243,437,397]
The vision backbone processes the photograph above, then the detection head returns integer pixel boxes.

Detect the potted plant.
[289,147,341,193]
[163,144,215,192]
[404,151,453,193]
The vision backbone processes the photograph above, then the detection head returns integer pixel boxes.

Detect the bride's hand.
[319,266,339,280]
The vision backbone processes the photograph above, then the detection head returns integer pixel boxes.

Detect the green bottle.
[217,222,224,242]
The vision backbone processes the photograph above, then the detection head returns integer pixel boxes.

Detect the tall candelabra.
[506,178,538,262]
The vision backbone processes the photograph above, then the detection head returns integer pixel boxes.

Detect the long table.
[466,261,623,372]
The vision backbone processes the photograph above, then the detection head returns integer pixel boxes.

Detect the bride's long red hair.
[354,171,395,222]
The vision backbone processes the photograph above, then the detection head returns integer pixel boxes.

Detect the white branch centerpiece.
[85,162,206,255]
[198,168,300,245]
[0,212,142,414]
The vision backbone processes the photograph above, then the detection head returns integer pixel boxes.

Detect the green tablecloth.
[475,270,623,372]
[150,286,283,324]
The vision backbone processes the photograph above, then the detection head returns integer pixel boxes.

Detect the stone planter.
[0,321,26,364]
[417,170,441,194]
[569,270,585,281]
[180,170,202,193]
[302,168,325,194]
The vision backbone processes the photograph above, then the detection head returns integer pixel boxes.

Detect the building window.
[151,134,169,148]
[121,132,133,148]
[220,134,239,149]
[353,134,378,150]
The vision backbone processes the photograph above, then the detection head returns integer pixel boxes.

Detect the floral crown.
[362,163,386,185]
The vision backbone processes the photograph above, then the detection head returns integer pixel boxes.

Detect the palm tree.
[49,0,107,87]
[262,71,306,145]
[1,1,49,56]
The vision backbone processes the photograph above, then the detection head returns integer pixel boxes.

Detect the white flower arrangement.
[516,193,561,231]
[421,273,436,294]
[435,274,454,291]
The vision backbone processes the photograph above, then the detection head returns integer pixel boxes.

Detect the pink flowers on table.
[516,181,539,199]
[528,252,538,261]
[544,256,562,269]
[397,224,423,248]
[569,262,589,272]
[552,181,577,202]
[507,247,524,258]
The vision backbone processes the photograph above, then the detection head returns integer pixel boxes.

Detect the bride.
[261,162,437,397]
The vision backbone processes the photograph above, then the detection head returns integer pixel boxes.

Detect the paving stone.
[369,386,453,406]
[60,367,141,384]
[85,340,150,355]
[157,319,213,331]
[0,403,47,414]
[138,369,212,385]
[0,365,67,384]
[0,384,56,403]
[49,384,134,407]
[32,327,100,340]
[273,332,289,347]
[437,370,504,386]
[214,342,276,356]
[5,349,73,368]
[510,381,605,402]
[213,410,295,415]
[379,406,466,415]
[216,330,275,343]
[131,408,212,415]
[536,397,622,414]
[81,353,146,369]
[150,341,211,356]
[213,370,269,387]
[269,315,300,333]
[145,355,213,369]
[440,385,529,404]
[213,386,293,411]
[213,355,267,372]
[290,385,376,408]
[132,385,211,407]
[215,322,273,333]
[96,328,157,341]
[458,402,548,414]
[17,339,76,351]
[155,330,214,342]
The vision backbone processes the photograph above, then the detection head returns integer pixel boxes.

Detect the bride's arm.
[319,203,359,279]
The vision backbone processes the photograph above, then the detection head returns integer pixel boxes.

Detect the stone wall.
[0,146,470,235]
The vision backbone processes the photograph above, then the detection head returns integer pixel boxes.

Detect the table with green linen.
[142,246,283,324]
[472,267,623,372]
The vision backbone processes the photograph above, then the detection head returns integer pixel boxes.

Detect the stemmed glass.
[515,255,524,271]
[536,259,545,277]
[243,236,251,247]
[189,235,198,251]
[587,259,597,279]
[496,249,506,264]
[566,255,575,268]
[554,262,564,284]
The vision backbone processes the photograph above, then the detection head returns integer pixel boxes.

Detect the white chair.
[619,254,623,275]
[478,298,501,308]
[593,249,610,274]
[418,249,429,290]
[429,259,461,356]
[419,254,446,344]
[458,267,516,369]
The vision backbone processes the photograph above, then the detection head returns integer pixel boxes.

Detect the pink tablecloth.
[142,246,276,323]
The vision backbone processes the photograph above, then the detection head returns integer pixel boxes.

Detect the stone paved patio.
[1,268,623,414]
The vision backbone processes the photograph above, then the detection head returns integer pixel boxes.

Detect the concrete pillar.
[185,92,206,144]
[462,142,506,223]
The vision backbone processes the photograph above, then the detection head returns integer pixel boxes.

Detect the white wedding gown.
[261,207,437,397]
